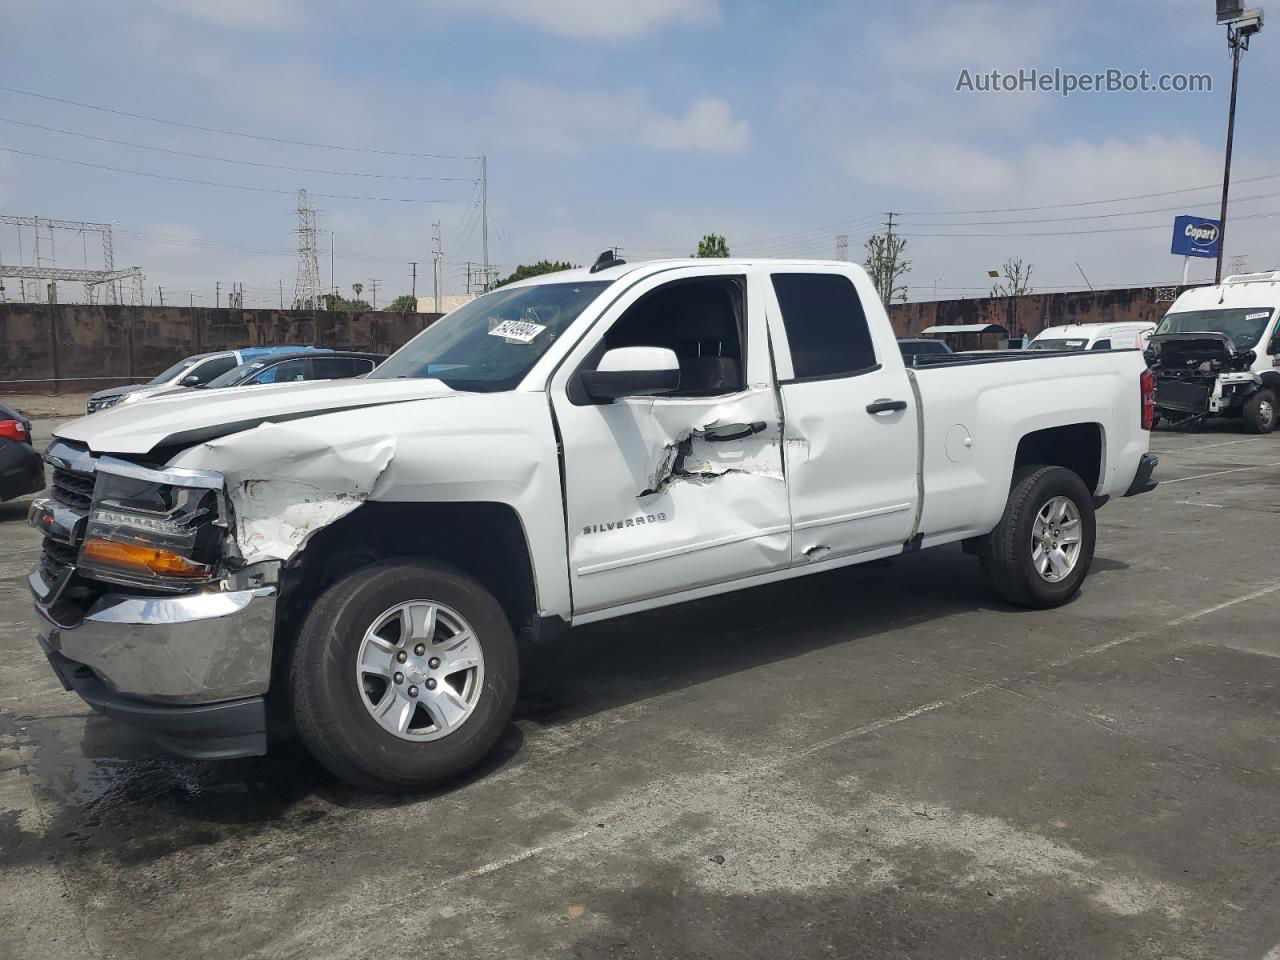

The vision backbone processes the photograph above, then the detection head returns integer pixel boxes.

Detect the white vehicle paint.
[31,258,1158,781]
[1150,271,1280,432]
[1028,321,1156,352]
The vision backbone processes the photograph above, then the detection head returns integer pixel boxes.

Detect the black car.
[0,401,44,502]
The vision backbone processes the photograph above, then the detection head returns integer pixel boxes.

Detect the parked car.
[1149,271,1280,433]
[84,346,328,414]
[30,256,1157,788]
[144,351,387,399]
[0,401,44,502]
[1027,322,1155,352]
[897,337,953,362]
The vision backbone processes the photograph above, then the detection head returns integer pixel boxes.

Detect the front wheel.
[289,561,518,791]
[980,465,1097,608]
[1242,389,1277,434]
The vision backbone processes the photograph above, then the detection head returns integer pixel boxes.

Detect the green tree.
[693,233,730,258]
[864,232,911,305]
[320,293,372,312]
[385,294,418,313]
[495,261,577,288]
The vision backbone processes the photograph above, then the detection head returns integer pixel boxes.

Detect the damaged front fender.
[171,420,396,566]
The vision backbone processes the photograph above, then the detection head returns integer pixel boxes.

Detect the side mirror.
[579,347,680,403]
[180,374,202,386]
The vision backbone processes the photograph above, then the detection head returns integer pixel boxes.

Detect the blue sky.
[1,0,1277,305]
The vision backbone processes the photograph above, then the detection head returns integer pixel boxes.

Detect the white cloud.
[421,0,719,39]
[146,0,307,30]
[874,1,1059,72]
[494,81,748,154]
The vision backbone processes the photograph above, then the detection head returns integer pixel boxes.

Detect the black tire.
[1242,389,1277,434]
[980,465,1097,609]
[289,560,518,791]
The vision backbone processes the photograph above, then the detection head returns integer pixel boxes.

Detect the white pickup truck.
[29,257,1158,789]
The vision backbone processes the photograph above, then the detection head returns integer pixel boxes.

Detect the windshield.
[147,358,199,384]
[205,360,265,389]
[1156,308,1274,351]
[369,280,610,390]
[1028,337,1090,351]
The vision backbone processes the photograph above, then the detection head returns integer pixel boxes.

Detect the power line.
[0,84,480,160]
[896,207,1280,239]
[897,189,1280,228]
[0,116,479,181]
[898,170,1280,216]
[0,146,446,203]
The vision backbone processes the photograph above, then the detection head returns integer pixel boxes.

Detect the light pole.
[1213,1,1265,284]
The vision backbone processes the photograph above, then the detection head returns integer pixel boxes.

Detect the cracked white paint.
[171,421,396,565]
[637,404,783,498]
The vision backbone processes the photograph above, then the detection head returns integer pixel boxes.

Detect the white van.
[1149,271,1280,433]
[1027,322,1156,352]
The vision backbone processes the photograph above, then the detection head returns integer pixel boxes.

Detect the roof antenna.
[590,249,626,273]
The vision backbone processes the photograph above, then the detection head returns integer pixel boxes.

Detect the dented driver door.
[549,267,791,616]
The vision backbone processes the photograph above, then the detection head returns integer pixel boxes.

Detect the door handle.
[697,421,766,442]
[866,399,908,414]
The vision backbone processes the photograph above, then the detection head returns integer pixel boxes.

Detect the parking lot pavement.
[1,427,1278,960]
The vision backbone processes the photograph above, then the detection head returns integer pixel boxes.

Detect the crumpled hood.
[57,377,457,456]
[1147,332,1242,370]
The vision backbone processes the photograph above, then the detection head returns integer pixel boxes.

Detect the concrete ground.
[1,421,1278,960]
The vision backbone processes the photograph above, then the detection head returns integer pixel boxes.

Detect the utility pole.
[432,221,443,313]
[480,154,489,292]
[1214,6,1264,284]
[189,293,194,307]
[279,279,284,309]
[368,279,381,310]
[410,260,418,299]
[216,280,220,308]
[158,285,164,306]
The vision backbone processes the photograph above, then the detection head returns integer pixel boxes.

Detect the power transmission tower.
[835,235,849,261]
[293,189,323,309]
[432,222,442,312]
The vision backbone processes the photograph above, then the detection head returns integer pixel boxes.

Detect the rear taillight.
[0,418,29,442]
[1140,368,1155,430]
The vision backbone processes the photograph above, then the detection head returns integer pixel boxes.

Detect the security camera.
[1235,7,1264,34]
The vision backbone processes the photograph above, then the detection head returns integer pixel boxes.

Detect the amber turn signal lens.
[81,538,211,578]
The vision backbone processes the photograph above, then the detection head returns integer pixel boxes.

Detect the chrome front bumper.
[34,577,278,704]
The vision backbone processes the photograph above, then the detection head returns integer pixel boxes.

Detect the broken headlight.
[78,459,227,588]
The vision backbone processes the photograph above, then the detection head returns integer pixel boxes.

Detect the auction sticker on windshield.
[489,320,546,343]
[1245,312,1271,322]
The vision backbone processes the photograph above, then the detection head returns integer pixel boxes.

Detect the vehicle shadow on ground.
[4,544,1114,869]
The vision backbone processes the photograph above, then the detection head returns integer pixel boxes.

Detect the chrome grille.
[51,466,95,511]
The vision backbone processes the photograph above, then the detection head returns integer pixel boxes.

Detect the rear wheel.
[980,465,1096,608]
[1242,389,1276,434]
[289,561,518,791]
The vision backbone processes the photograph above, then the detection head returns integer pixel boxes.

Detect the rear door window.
[1091,339,1112,350]
[313,357,370,379]
[771,273,876,380]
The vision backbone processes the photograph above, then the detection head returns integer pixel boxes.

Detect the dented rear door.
[549,266,791,615]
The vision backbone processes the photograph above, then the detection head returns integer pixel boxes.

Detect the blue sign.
[1171,215,1221,258]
